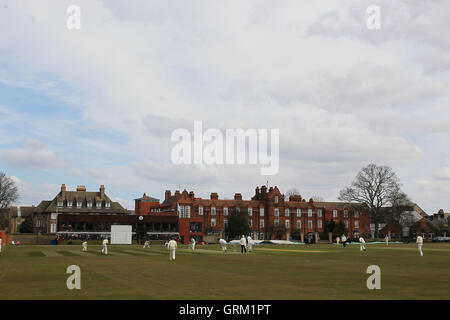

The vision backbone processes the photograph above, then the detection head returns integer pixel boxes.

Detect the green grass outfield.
[0,242,449,300]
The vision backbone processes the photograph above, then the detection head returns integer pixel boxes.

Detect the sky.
[0,0,449,213]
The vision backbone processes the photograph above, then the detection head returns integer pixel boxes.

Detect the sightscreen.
[111,225,132,244]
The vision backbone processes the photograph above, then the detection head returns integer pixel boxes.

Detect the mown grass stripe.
[28,251,46,257]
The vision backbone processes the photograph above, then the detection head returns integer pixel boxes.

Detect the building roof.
[34,185,129,215]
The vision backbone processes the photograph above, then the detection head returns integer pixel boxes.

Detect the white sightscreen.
[111,225,132,244]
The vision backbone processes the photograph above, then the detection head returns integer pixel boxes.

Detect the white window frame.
[105,202,110,208]
[296,209,301,217]
[274,219,279,227]
[179,205,185,218]
[308,220,313,229]
[260,208,264,216]
[87,202,92,208]
[57,201,63,208]
[274,208,279,217]
[211,207,216,216]
[77,202,82,208]
[333,210,338,218]
[318,220,322,228]
[51,213,58,220]
[185,206,191,218]
[285,208,290,217]
[248,208,252,216]
[344,210,348,218]
[199,206,203,215]
[260,219,264,228]
[308,209,312,217]
[296,220,301,230]
[354,211,359,218]
[68,202,73,208]
[318,209,322,217]
[274,196,279,203]
[345,220,349,229]
[285,220,290,228]
[211,218,216,227]
[51,223,56,233]
[354,220,359,228]
[224,207,228,216]
[96,202,101,208]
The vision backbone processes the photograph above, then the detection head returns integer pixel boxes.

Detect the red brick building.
[136,185,370,244]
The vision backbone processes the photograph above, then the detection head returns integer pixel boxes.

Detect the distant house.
[33,184,129,234]
[379,204,439,239]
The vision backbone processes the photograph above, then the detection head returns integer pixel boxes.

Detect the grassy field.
[0,242,449,300]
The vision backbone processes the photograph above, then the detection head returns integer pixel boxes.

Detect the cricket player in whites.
[385,235,389,246]
[336,236,340,245]
[240,235,247,254]
[101,238,109,255]
[219,238,227,253]
[168,238,177,261]
[247,235,253,252]
[143,240,150,248]
[359,236,366,251]
[82,240,88,252]
[0,237,2,253]
[190,237,196,250]
[416,234,424,256]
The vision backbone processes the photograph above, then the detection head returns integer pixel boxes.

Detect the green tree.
[332,221,348,236]
[19,215,33,233]
[224,207,250,240]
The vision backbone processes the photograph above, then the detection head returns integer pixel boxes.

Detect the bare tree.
[338,164,410,238]
[0,171,19,208]
[312,195,325,202]
[286,188,300,196]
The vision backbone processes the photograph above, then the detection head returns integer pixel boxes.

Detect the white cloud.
[0,139,67,170]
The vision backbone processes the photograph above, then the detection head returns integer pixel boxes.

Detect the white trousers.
[418,244,423,256]
[221,245,227,252]
[170,248,176,260]
[82,246,87,251]
[102,244,108,255]
[248,245,252,252]
[360,244,366,251]
[0,244,2,252]
[191,244,195,250]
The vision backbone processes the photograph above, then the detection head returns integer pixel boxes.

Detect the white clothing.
[101,239,108,255]
[240,237,247,246]
[191,238,196,250]
[247,236,253,251]
[82,242,87,252]
[341,236,347,242]
[219,239,227,252]
[143,241,150,248]
[417,236,423,256]
[336,237,340,245]
[385,236,389,245]
[359,237,366,251]
[168,240,177,261]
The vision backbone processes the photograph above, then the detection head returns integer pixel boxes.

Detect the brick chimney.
[100,185,105,197]
[61,184,66,197]
[77,186,86,192]
[165,190,171,201]
[189,191,195,200]
[175,190,180,196]
[210,193,218,200]
[234,193,242,201]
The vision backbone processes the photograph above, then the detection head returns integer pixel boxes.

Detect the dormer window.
[96,202,102,208]
[68,202,73,208]
[274,196,279,203]
[87,202,92,208]
[105,202,111,208]
[57,201,63,208]
[77,202,82,208]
